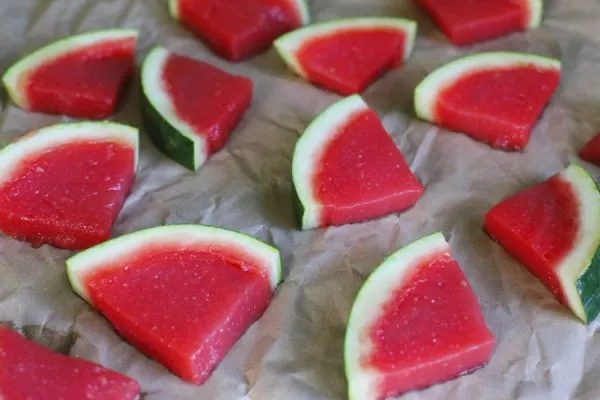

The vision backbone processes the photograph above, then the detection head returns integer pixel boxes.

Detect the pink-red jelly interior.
[484,174,579,303]
[0,327,139,400]
[366,251,495,399]
[86,247,272,384]
[25,38,136,119]
[0,140,135,250]
[177,0,302,60]
[435,65,560,150]
[415,0,528,45]
[296,28,406,95]
[162,53,253,153]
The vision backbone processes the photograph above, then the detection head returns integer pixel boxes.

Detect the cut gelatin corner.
[292,94,423,230]
[484,163,600,323]
[66,224,281,384]
[345,232,495,399]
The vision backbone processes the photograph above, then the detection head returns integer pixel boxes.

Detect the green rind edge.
[140,47,200,171]
[344,232,448,400]
[2,29,139,109]
[66,224,283,300]
[140,85,196,171]
[576,247,600,323]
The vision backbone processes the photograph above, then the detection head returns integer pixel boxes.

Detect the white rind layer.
[274,18,417,79]
[0,121,139,186]
[292,94,368,229]
[556,164,600,322]
[141,46,208,170]
[2,29,138,110]
[344,232,449,400]
[168,0,310,25]
[527,0,544,29]
[66,225,282,303]
[414,52,561,123]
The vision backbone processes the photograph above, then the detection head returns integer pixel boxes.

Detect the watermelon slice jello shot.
[415,52,560,150]
[485,164,600,323]
[0,122,138,250]
[345,232,495,399]
[2,29,137,119]
[292,95,423,229]
[275,18,417,95]
[67,225,282,384]
[141,47,253,171]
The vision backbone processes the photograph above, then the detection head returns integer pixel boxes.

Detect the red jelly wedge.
[2,30,137,119]
[345,232,495,399]
[169,0,310,61]
[66,225,282,384]
[0,327,140,400]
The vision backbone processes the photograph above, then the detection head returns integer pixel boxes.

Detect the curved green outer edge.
[556,164,600,323]
[66,224,282,304]
[0,121,139,185]
[527,0,544,29]
[2,29,139,110]
[414,51,561,123]
[274,18,417,80]
[344,232,449,400]
[168,0,179,19]
[140,46,207,171]
[292,94,368,230]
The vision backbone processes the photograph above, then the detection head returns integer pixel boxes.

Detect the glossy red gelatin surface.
[162,53,253,153]
[0,327,140,400]
[484,175,579,303]
[295,28,406,95]
[0,141,135,250]
[86,247,272,384]
[176,0,303,60]
[415,0,530,45]
[367,251,495,399]
[435,65,560,150]
[313,109,423,226]
[579,133,600,167]
[24,38,136,119]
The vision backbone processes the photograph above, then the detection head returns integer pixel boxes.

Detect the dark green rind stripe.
[576,245,600,323]
[291,182,306,229]
[140,89,196,171]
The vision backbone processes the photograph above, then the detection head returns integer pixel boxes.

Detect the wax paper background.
[1,0,600,399]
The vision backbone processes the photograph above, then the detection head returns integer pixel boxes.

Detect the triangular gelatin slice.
[67,225,281,384]
[0,122,138,250]
[169,0,310,60]
[484,164,600,323]
[275,18,417,95]
[345,232,495,400]
[293,95,423,229]
[415,0,543,45]
[0,327,140,400]
[141,47,253,170]
[415,52,561,150]
[2,29,137,119]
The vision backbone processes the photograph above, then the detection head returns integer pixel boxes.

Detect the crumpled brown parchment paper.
[1,0,600,399]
